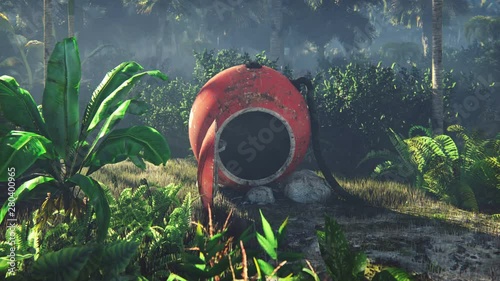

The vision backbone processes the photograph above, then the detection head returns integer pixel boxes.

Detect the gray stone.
[284,170,331,203]
[244,186,275,205]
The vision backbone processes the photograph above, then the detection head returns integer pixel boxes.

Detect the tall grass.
[92,158,251,225]
[338,177,500,235]
[92,160,500,236]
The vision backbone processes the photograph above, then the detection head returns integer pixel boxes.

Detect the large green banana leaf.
[0,76,48,136]
[0,176,56,223]
[42,37,81,160]
[82,61,166,134]
[0,131,54,181]
[84,99,135,162]
[95,99,149,141]
[86,126,170,174]
[87,69,167,132]
[81,62,142,133]
[82,99,150,167]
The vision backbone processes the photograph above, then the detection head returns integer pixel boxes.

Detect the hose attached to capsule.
[290,76,362,203]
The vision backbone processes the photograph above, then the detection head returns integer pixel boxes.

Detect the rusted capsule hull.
[189,65,311,207]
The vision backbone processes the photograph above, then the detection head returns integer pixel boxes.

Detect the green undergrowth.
[91,158,252,227]
[94,159,500,236]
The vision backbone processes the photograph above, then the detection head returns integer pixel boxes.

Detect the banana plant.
[0,37,170,242]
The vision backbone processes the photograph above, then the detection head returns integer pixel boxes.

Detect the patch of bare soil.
[217,187,500,281]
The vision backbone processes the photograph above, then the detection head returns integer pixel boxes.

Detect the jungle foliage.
[0,180,414,281]
[0,37,170,244]
[138,46,498,181]
[0,13,499,281]
[361,125,500,212]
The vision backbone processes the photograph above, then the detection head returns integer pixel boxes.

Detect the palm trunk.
[421,1,433,57]
[270,0,284,68]
[75,0,84,36]
[431,0,444,135]
[68,0,75,37]
[155,16,166,69]
[44,0,56,84]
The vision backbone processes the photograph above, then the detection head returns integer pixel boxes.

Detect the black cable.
[290,77,363,203]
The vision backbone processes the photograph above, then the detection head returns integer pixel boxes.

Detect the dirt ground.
[216,186,500,281]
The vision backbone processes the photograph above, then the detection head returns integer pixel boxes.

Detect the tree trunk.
[155,16,166,69]
[421,0,433,57]
[44,0,56,84]
[270,0,284,68]
[75,0,84,37]
[68,0,75,37]
[431,0,444,135]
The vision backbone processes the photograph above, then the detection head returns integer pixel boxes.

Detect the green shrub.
[0,217,140,280]
[192,49,290,85]
[140,78,199,136]
[0,182,193,280]
[312,63,438,177]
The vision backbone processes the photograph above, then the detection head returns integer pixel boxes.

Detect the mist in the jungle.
[1,0,499,101]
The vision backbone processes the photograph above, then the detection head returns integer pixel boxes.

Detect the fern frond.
[164,183,183,208]
[357,149,400,168]
[469,157,500,189]
[456,182,479,212]
[14,222,30,254]
[406,136,445,173]
[408,125,432,138]
[447,124,465,134]
[40,223,70,252]
[371,161,416,182]
[388,128,417,168]
[433,135,459,161]
[372,161,397,178]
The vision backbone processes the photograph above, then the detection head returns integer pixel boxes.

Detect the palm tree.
[270,0,284,67]
[68,0,75,37]
[384,0,468,57]
[431,0,443,135]
[290,0,379,61]
[43,0,56,84]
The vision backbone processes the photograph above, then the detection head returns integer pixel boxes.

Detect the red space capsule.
[189,64,311,208]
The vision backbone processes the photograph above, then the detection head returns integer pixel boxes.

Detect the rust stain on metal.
[189,64,311,208]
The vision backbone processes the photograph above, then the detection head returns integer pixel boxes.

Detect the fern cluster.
[108,183,192,280]
[0,182,193,281]
[0,218,140,280]
[361,125,500,211]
